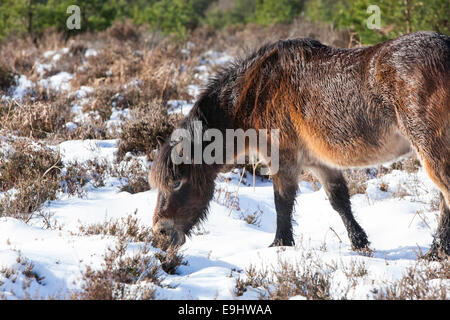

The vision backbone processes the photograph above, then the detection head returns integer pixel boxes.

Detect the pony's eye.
[173,181,182,191]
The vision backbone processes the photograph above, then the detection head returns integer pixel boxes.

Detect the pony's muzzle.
[153,219,186,247]
[169,229,186,246]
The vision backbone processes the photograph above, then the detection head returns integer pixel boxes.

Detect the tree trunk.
[403,0,411,34]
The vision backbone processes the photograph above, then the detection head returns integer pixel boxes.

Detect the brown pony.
[150,31,450,260]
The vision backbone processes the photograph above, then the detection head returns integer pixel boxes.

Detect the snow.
[64,122,78,132]
[56,139,118,165]
[74,86,94,99]
[167,100,194,116]
[35,63,52,76]
[194,51,234,84]
[0,141,444,299]
[0,217,116,299]
[85,49,98,58]
[204,50,234,66]
[106,107,130,133]
[188,84,201,99]
[70,98,92,123]
[39,72,73,92]
[12,75,34,99]
[124,79,143,90]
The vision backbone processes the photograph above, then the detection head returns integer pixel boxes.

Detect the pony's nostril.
[159,228,168,236]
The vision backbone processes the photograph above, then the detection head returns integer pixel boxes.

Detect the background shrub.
[117,100,177,160]
[1,1,447,44]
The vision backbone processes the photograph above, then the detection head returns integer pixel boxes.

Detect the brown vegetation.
[234,251,448,300]
[117,100,178,161]
[75,213,185,299]
[0,139,61,221]
[373,260,449,300]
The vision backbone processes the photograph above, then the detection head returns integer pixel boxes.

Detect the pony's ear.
[156,136,165,147]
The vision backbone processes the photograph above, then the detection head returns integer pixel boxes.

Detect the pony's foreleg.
[270,170,299,247]
[308,164,369,250]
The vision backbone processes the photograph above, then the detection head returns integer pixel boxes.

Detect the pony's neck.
[191,88,233,132]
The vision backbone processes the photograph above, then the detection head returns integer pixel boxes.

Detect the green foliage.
[0,0,448,43]
[134,0,198,37]
[304,0,449,44]
[204,0,303,28]
[0,0,211,41]
[0,0,128,40]
[204,0,256,28]
[0,0,29,39]
[253,0,304,25]
[115,0,212,37]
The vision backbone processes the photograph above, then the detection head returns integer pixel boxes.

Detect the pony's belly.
[301,129,412,168]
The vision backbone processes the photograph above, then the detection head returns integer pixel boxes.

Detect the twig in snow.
[229,167,245,216]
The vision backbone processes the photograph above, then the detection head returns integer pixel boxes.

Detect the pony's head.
[149,135,217,246]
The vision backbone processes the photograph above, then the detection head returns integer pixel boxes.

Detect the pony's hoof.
[354,245,374,257]
[269,239,295,247]
[349,231,372,256]
[349,232,370,251]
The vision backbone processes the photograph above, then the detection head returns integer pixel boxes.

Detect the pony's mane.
[150,38,327,192]
[192,38,327,122]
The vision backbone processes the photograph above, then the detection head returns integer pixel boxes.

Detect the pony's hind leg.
[421,156,450,260]
[426,193,450,260]
[308,164,369,250]
[399,102,450,259]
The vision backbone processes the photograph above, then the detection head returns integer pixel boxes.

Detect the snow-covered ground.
[0,46,448,300]
[0,137,445,299]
